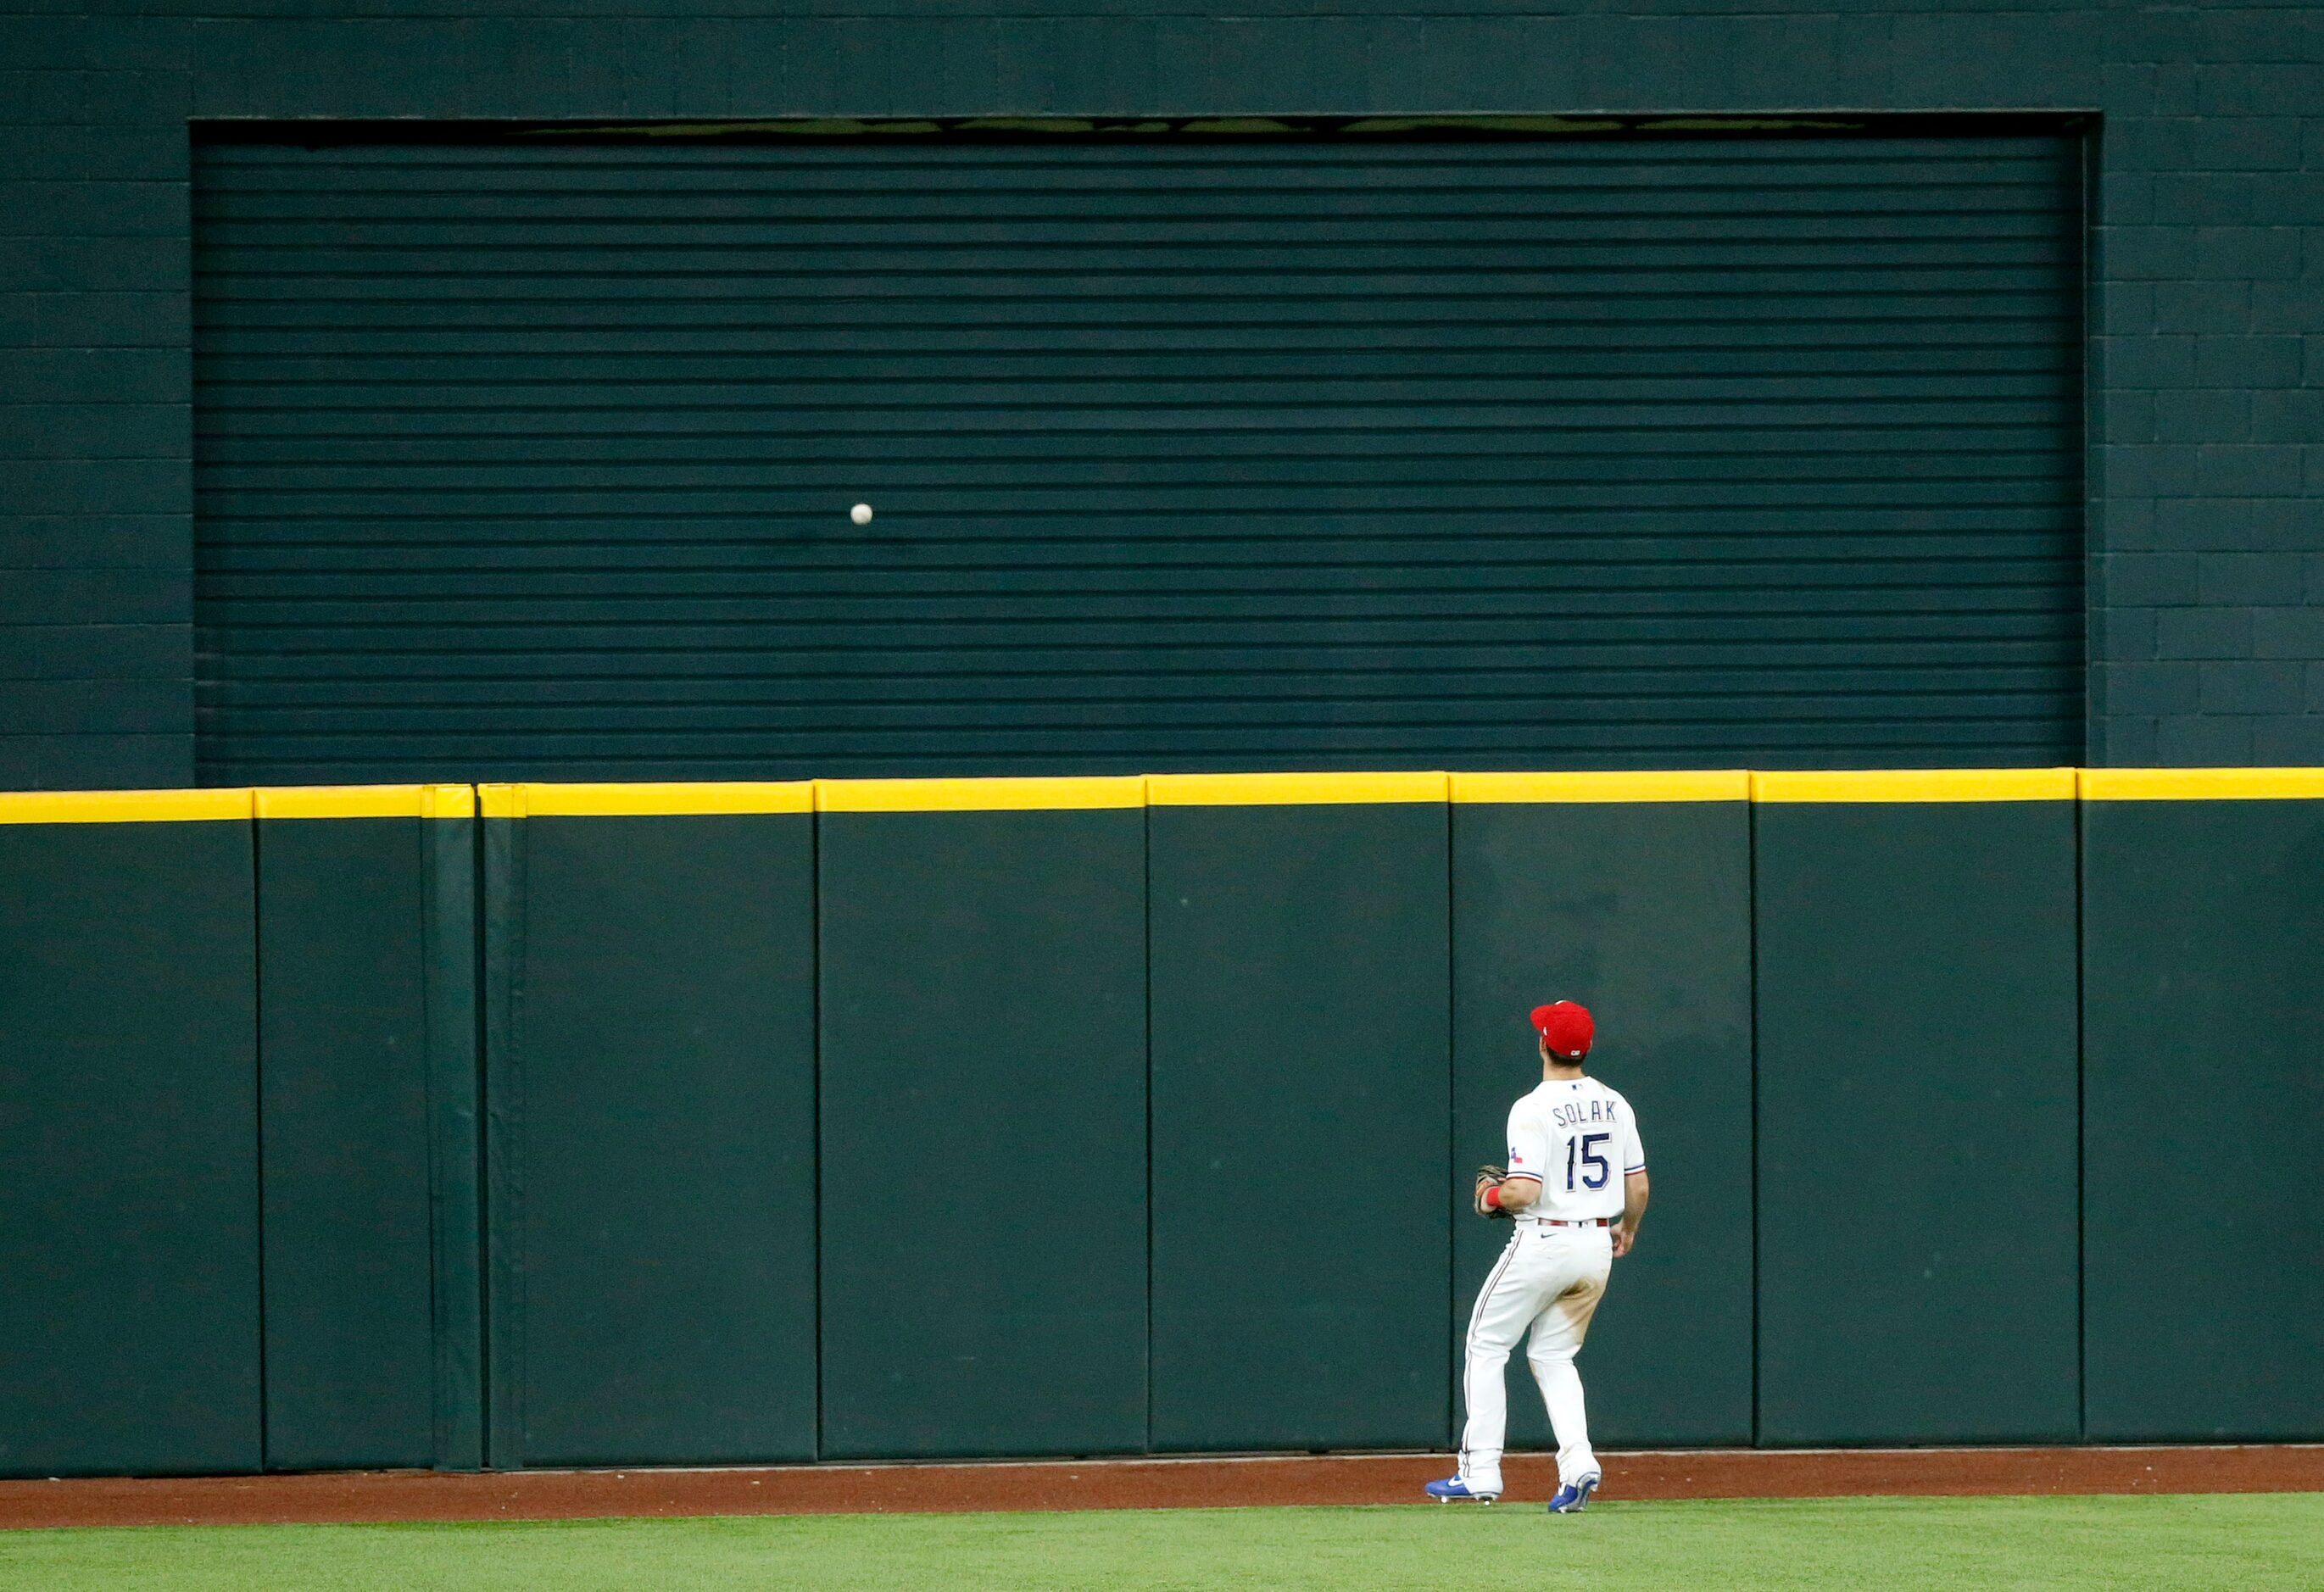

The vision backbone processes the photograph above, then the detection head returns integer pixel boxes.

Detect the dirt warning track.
[3,1445,2319,1529]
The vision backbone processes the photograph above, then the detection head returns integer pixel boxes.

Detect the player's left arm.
[1611,1169,1648,1257]
[1612,1100,1648,1257]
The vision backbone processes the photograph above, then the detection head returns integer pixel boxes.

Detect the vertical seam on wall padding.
[2077,804,2095,1441]
[1747,794,1761,1448]
[463,812,485,1467]
[508,814,527,1469]
[250,810,270,1472]
[1442,795,1458,1452]
[422,814,446,1467]
[810,803,824,1462]
[1142,797,1156,1455]
[421,801,484,1472]
[474,813,493,1468]
[470,811,489,1467]
[425,812,449,1467]
[463,807,488,1471]
[482,807,527,1469]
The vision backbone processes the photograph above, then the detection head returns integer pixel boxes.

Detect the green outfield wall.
[1450,772,1756,1450]
[1753,769,2082,1446]
[0,790,261,1477]
[816,777,1149,1461]
[254,785,478,1472]
[1148,773,1453,1453]
[482,782,819,1468]
[2078,771,2324,1442]
[1,767,2320,1477]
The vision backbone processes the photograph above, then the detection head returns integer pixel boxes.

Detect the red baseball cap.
[1531,1000,1594,1060]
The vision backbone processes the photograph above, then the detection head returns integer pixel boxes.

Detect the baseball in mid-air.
[850,502,873,526]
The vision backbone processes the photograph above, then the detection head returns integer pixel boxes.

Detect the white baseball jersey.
[1503,1076,1645,1222]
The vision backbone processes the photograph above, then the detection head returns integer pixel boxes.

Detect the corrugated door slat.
[193,133,2084,782]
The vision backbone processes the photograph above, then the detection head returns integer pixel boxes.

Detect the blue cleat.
[1424,1477,1499,1503]
[1545,1472,1600,1513]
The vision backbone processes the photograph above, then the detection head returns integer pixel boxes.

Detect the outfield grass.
[3,1494,2318,1591]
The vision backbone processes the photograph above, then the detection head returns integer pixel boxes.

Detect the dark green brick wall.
[3,5,2322,787]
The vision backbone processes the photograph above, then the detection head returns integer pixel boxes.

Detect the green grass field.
[3,1494,2318,1591]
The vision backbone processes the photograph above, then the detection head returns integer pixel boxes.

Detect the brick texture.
[2,1,2320,785]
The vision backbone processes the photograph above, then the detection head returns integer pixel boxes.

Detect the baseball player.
[1427,999,1648,1512]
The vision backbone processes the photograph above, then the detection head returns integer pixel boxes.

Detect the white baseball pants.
[1456,1222,1613,1495]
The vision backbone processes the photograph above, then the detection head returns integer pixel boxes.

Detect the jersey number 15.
[1566,1133,1611,1191]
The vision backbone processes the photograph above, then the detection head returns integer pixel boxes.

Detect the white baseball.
[850,503,873,526]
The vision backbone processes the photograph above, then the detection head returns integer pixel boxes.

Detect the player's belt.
[1527,1217,1611,1228]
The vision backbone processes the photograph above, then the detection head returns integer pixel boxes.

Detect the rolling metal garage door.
[193,127,2085,783]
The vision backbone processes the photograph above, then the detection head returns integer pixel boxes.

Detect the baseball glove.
[1474,1164,1512,1219]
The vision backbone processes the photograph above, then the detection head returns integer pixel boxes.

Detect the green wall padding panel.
[817,810,1148,1459]
[1754,799,2080,1444]
[1149,803,1452,1451]
[257,810,479,1472]
[486,814,817,1466]
[257,815,432,1470]
[420,811,484,1471]
[2082,799,2324,1439]
[0,821,262,1477]
[1451,801,1753,1448]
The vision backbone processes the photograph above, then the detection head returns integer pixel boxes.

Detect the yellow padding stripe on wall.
[1753,768,2077,803]
[521,782,813,816]
[0,788,254,824]
[818,777,1143,812]
[480,782,812,817]
[424,784,477,819]
[255,785,477,819]
[1453,771,1750,803]
[1146,771,1448,805]
[2079,767,2324,800]
[9,769,2321,825]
